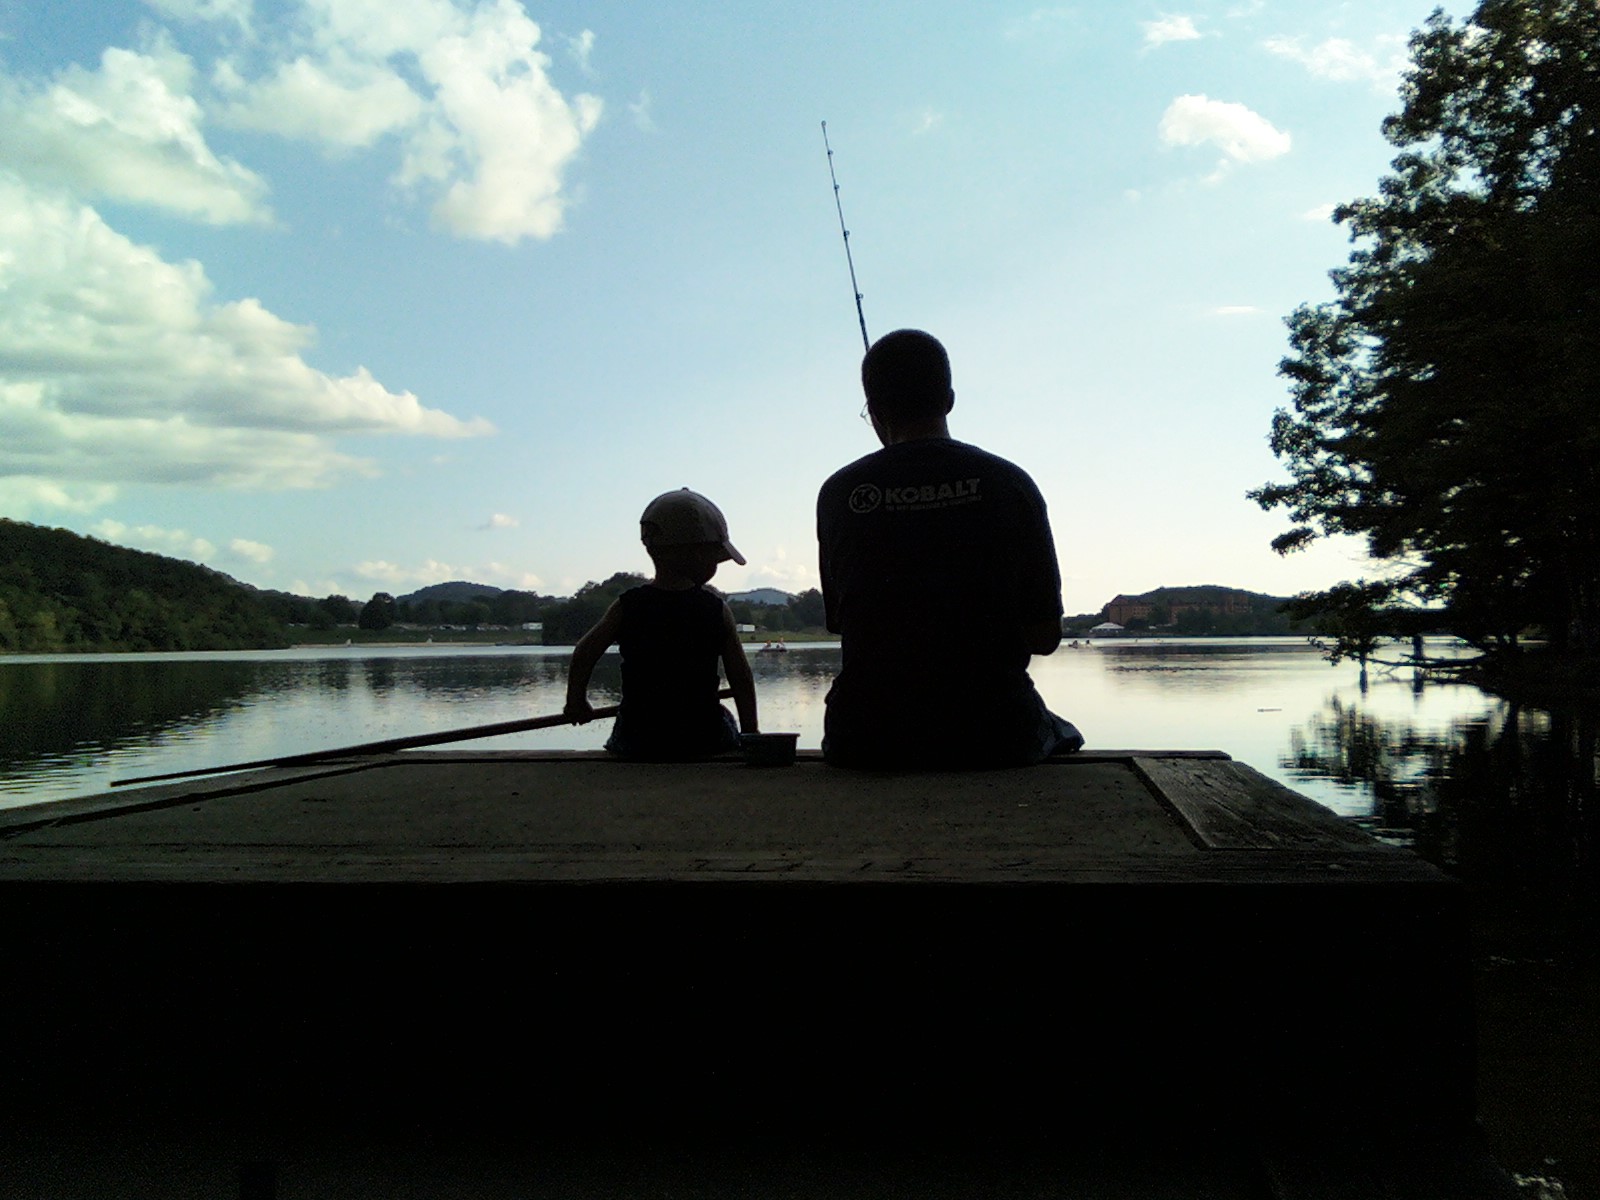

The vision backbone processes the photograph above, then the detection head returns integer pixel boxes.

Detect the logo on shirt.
[848,484,882,513]
[886,478,982,511]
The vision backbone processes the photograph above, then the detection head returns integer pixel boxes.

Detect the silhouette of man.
[816,329,1083,768]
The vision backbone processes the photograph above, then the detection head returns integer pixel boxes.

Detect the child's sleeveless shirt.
[609,584,736,759]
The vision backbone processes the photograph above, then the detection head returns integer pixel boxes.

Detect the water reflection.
[1285,689,1600,1197]
[1283,695,1599,897]
[0,657,272,768]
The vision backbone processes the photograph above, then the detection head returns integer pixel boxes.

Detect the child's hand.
[564,697,595,724]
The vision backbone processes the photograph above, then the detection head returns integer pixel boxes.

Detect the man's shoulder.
[820,448,884,492]
[944,438,1036,477]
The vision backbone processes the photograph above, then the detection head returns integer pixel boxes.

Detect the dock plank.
[1133,755,1378,851]
[0,754,1441,884]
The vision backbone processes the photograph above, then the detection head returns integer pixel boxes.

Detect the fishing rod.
[821,120,870,352]
[111,690,734,788]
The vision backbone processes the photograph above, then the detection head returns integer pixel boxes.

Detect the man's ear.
[944,388,955,416]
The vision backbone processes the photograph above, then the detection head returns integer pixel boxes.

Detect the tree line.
[0,519,835,654]
[0,519,288,653]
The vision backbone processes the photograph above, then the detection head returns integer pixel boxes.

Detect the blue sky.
[0,0,1469,611]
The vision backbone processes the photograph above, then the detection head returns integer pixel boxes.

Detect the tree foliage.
[0,520,288,652]
[358,592,398,631]
[539,573,650,644]
[1251,0,1600,658]
[726,588,828,634]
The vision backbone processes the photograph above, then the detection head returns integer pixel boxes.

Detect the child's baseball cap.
[640,489,746,565]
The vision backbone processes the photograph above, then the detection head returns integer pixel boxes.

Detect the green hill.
[0,519,289,652]
[398,580,505,605]
[1066,584,1306,636]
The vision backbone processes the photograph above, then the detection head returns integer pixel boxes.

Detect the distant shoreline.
[283,627,838,649]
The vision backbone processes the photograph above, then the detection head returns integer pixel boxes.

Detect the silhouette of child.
[565,489,759,759]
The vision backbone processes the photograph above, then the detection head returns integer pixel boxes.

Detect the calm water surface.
[0,636,1477,812]
[0,633,1497,812]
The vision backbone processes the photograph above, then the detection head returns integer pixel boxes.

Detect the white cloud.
[913,109,943,135]
[216,0,603,244]
[142,0,254,27]
[629,90,655,132]
[0,41,271,224]
[229,537,275,563]
[354,557,541,590]
[0,477,119,515]
[289,578,354,597]
[482,561,543,590]
[1142,15,1202,48]
[355,558,462,585]
[216,54,425,147]
[1263,34,1407,89]
[0,174,491,500]
[1301,202,1337,222]
[1158,94,1290,180]
[90,519,217,561]
[565,29,596,76]
[414,2,603,242]
[481,512,519,529]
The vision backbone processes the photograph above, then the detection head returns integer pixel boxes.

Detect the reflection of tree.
[1285,698,1459,842]
[1284,698,1600,915]
[0,659,273,766]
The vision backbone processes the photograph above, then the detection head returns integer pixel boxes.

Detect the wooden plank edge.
[0,760,389,839]
[1128,756,1217,850]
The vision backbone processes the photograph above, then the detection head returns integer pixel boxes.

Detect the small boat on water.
[0,750,1515,1197]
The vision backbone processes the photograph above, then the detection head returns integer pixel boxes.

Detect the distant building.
[1105,588,1253,626]
[1105,595,1152,625]
[1090,621,1125,636]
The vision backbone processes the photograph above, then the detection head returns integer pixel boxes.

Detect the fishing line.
[821,120,870,352]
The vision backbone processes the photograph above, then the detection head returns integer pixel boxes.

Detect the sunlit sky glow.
[0,0,1469,609]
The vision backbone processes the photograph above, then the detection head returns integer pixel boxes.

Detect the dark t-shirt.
[610,584,736,760]
[816,437,1064,767]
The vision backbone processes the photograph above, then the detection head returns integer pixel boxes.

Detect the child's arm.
[719,603,759,734]
[565,600,624,723]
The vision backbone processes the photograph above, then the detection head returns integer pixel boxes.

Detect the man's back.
[817,437,1065,767]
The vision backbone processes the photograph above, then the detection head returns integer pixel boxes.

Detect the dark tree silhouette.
[1252,0,1600,663]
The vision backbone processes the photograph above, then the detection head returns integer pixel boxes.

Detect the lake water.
[1,636,1481,814]
[2,636,1597,1195]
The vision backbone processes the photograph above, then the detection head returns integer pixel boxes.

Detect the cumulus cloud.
[0,174,491,501]
[355,557,541,590]
[0,41,270,224]
[215,54,425,148]
[1263,34,1407,89]
[481,512,519,530]
[142,0,253,27]
[0,478,119,516]
[1301,201,1337,222]
[1142,15,1202,48]
[91,519,217,561]
[230,537,275,563]
[1158,94,1290,181]
[214,0,603,243]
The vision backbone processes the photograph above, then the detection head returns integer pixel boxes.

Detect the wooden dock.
[0,750,1515,1198]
